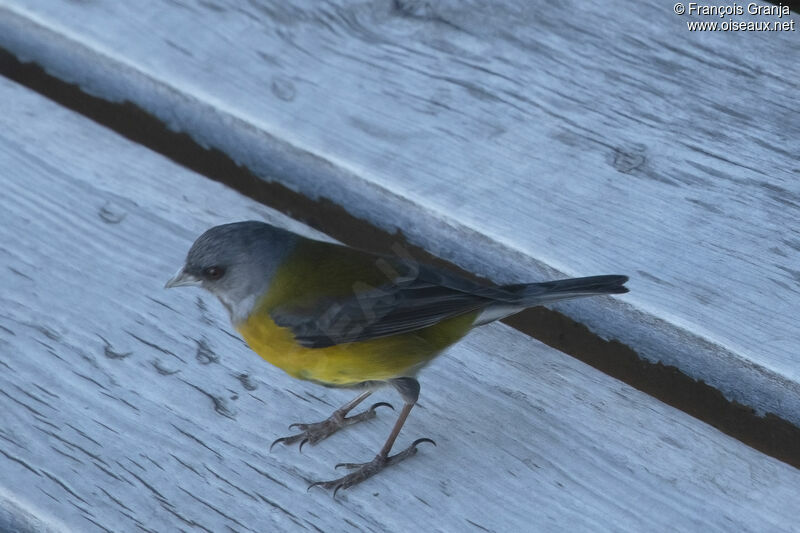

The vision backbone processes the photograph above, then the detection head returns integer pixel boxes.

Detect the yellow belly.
[236,309,477,386]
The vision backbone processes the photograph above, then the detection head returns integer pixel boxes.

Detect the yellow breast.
[234,238,477,386]
[236,309,476,386]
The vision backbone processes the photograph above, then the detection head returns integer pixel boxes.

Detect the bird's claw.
[269,434,305,452]
[309,437,435,495]
[271,402,394,452]
[369,401,394,412]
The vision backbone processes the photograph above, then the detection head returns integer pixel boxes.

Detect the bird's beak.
[164,267,201,289]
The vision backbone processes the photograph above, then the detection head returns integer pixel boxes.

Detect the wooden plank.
[1,0,797,424]
[1,77,799,532]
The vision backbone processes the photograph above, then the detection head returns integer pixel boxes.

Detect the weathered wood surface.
[1,1,798,425]
[2,78,799,532]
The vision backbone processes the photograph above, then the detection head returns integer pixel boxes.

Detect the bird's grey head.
[165,221,297,323]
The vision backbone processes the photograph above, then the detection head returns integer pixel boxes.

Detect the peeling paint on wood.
[1,77,799,532]
[0,0,796,426]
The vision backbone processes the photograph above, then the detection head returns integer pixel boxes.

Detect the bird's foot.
[308,438,435,496]
[270,402,393,452]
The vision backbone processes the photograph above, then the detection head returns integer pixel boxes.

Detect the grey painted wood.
[1,0,797,424]
[1,78,799,532]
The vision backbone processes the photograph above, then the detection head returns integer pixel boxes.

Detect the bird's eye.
[203,266,225,280]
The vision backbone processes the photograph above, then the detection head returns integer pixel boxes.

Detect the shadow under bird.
[166,221,628,494]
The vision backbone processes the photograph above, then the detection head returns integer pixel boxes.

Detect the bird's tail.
[505,274,629,306]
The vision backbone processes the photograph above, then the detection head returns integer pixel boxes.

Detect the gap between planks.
[0,47,797,472]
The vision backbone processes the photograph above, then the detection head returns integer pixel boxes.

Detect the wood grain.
[0,0,797,425]
[1,76,799,532]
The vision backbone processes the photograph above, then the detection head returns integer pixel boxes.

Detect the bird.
[165,220,628,493]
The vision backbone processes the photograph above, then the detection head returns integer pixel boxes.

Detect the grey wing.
[270,262,513,348]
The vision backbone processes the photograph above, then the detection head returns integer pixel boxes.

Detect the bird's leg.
[309,377,435,495]
[270,390,393,451]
